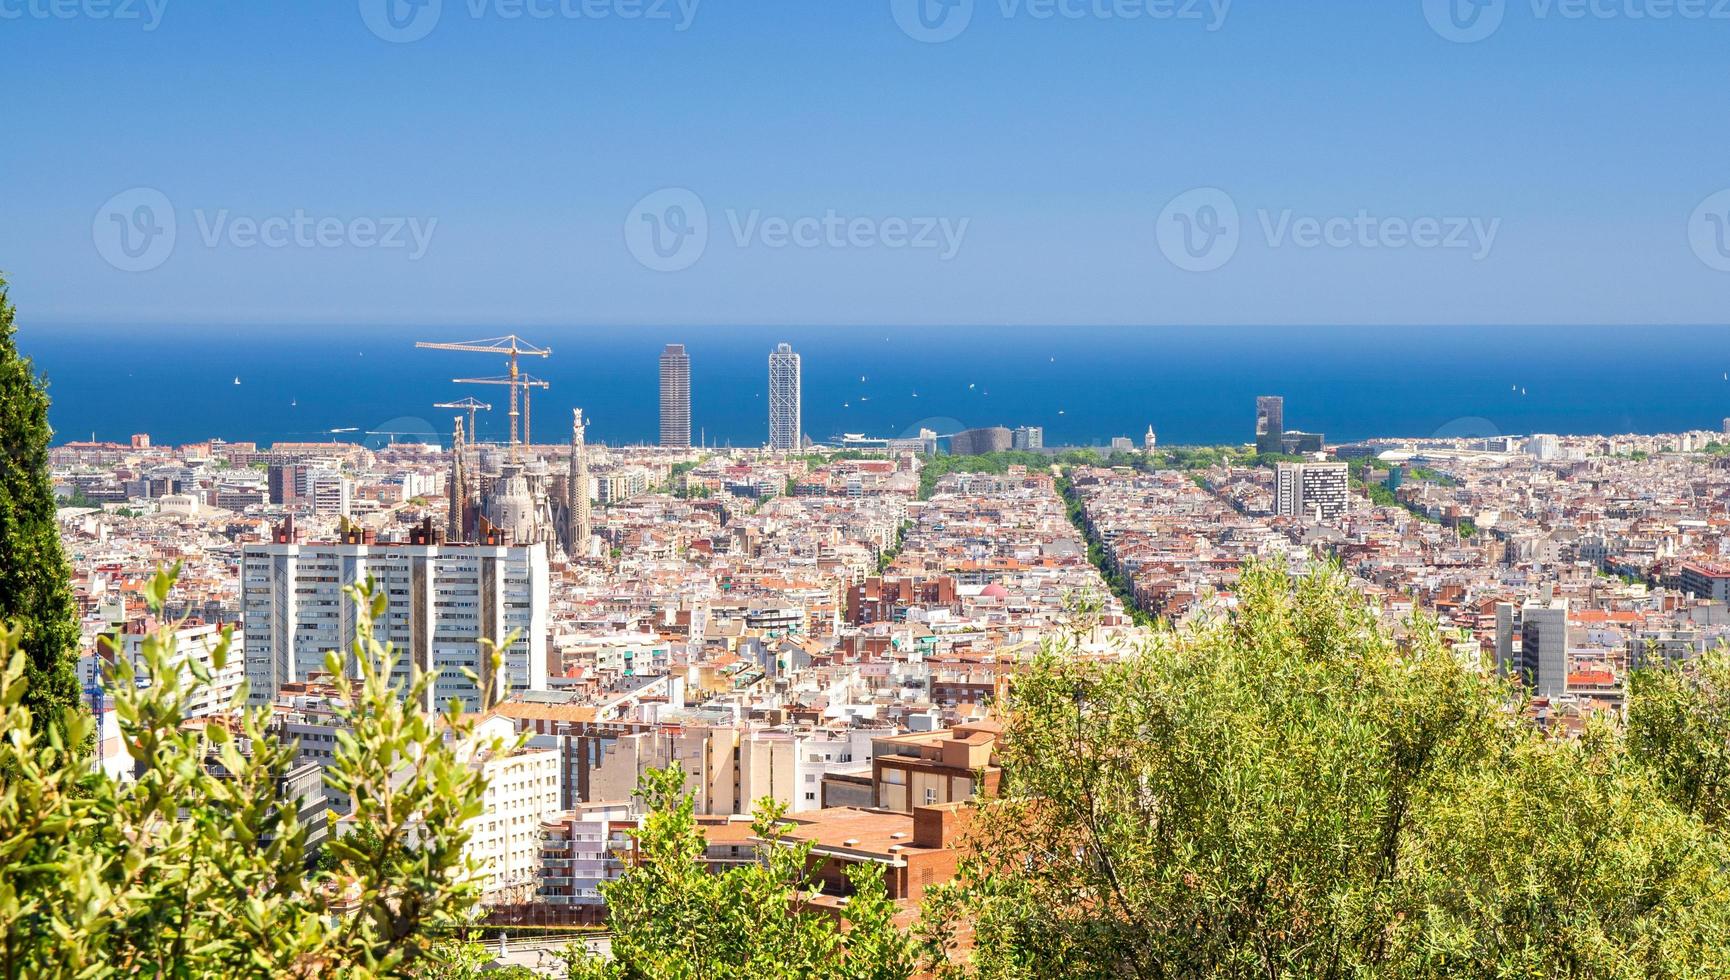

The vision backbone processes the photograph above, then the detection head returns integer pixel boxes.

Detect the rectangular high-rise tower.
[659,344,691,448]
[241,525,549,711]
[1274,462,1349,521]
[769,342,801,452]
[1255,395,1285,455]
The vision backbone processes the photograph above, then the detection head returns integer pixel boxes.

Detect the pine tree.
[0,273,82,741]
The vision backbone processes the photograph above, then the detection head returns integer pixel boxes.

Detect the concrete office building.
[1496,598,1570,698]
[1012,426,1044,450]
[241,520,549,711]
[304,469,351,518]
[659,344,691,448]
[769,343,802,451]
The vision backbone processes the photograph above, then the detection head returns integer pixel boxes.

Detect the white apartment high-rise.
[768,342,801,452]
[659,344,691,448]
[1274,462,1349,521]
[242,522,549,711]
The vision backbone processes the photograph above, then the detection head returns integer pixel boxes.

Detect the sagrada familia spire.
[448,416,466,541]
[567,408,591,559]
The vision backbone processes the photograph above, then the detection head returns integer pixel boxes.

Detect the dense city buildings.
[47,410,1730,926]
[768,343,801,452]
[658,343,691,449]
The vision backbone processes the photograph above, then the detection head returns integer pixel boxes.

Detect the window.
[924,787,938,805]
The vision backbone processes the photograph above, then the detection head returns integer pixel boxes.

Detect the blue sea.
[16,324,1730,449]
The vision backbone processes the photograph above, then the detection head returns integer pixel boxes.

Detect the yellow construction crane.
[434,396,491,440]
[415,335,550,459]
[453,374,550,454]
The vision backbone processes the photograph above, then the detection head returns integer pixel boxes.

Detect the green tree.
[0,567,493,977]
[0,273,82,742]
[559,765,916,980]
[1629,646,1730,830]
[929,563,1730,978]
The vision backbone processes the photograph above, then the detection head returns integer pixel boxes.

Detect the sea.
[16,324,1730,450]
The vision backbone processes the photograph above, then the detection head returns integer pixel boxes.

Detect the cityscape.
[25,327,1730,964]
[9,2,1730,976]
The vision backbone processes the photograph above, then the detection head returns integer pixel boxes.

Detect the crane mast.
[415,335,550,460]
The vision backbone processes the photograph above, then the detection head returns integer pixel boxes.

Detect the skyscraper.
[659,344,691,448]
[769,343,801,452]
[1255,395,1285,455]
[242,520,550,711]
[1274,462,1349,521]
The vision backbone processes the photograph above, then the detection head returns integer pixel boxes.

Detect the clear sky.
[4,0,1729,327]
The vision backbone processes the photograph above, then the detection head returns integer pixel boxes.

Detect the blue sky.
[4,0,1729,326]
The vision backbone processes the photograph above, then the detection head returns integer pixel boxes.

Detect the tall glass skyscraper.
[659,343,691,448]
[1255,395,1284,455]
[768,343,801,452]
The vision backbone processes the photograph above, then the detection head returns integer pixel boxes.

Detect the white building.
[1527,434,1560,461]
[241,524,549,710]
[539,801,637,906]
[1012,425,1044,451]
[1274,462,1349,521]
[768,342,801,452]
[462,716,563,901]
[305,469,352,517]
[86,621,245,722]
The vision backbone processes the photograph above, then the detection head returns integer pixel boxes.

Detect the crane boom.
[418,335,550,460]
